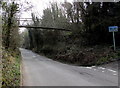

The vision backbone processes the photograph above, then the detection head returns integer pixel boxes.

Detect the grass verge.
[2,49,21,87]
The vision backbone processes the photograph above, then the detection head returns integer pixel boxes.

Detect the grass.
[2,49,21,87]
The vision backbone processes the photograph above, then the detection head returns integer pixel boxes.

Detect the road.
[20,48,118,86]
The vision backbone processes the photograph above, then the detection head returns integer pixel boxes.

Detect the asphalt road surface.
[20,48,118,86]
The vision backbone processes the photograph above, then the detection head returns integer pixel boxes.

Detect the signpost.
[108,26,118,51]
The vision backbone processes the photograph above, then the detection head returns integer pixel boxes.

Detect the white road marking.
[107,69,117,73]
[33,56,36,57]
[102,71,105,72]
[86,67,92,69]
[113,74,117,76]
[98,67,105,70]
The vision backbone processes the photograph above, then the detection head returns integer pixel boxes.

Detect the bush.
[54,45,119,66]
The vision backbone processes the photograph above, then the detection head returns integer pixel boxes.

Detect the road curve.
[20,48,118,86]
